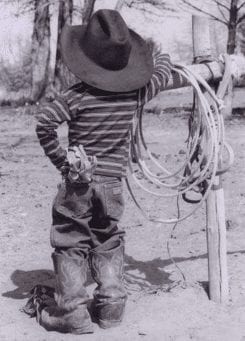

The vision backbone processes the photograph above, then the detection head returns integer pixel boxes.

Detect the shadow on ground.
[2,250,245,300]
[2,269,55,299]
[1,253,205,300]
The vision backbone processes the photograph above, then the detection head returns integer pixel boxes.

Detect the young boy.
[35,9,172,334]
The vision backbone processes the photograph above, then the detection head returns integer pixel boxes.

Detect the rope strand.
[126,54,234,225]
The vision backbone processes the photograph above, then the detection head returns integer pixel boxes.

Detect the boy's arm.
[35,96,71,171]
[139,52,173,106]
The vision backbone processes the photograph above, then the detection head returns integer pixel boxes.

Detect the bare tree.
[53,0,74,91]
[31,0,51,101]
[83,0,96,24]
[53,0,97,92]
[0,0,51,102]
[1,0,97,101]
[179,0,245,54]
[236,16,245,54]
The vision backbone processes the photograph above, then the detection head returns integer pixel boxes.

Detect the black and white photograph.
[0,0,245,340]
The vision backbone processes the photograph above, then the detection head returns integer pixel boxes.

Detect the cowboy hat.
[60,9,153,92]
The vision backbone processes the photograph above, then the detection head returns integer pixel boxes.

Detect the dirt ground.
[0,105,245,341]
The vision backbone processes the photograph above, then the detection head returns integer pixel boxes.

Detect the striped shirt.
[36,53,172,178]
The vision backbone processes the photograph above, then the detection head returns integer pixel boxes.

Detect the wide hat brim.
[61,25,154,92]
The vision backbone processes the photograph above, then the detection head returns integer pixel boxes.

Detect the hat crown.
[83,9,132,70]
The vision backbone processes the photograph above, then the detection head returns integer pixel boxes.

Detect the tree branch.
[217,1,229,23]
[14,0,55,16]
[237,12,245,23]
[127,2,169,16]
[237,1,245,11]
[115,0,125,11]
[214,0,230,11]
[181,0,228,25]
[82,0,96,24]
[127,0,176,14]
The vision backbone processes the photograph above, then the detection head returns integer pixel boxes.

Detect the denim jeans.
[51,175,125,255]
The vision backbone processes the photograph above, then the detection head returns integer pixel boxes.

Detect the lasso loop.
[126,54,234,224]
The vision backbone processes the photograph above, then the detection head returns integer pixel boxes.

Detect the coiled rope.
[126,54,234,224]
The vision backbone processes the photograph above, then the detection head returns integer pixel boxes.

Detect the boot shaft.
[89,242,125,286]
[89,241,127,327]
[52,252,89,311]
[35,250,94,334]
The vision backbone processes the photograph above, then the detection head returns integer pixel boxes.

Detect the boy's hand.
[66,145,97,184]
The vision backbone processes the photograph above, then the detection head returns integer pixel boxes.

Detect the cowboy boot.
[37,251,93,334]
[90,241,127,329]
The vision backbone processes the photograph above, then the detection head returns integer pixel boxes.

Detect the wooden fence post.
[192,16,229,303]
[223,80,234,118]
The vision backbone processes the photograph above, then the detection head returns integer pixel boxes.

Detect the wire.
[166,196,187,284]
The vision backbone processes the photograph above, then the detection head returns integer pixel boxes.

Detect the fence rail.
[166,58,245,91]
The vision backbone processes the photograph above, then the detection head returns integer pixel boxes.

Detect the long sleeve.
[35,96,71,170]
[139,53,173,106]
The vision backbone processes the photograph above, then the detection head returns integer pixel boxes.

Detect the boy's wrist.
[58,162,70,177]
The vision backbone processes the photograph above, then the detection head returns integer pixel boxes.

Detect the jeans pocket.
[103,180,125,220]
[53,181,91,218]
